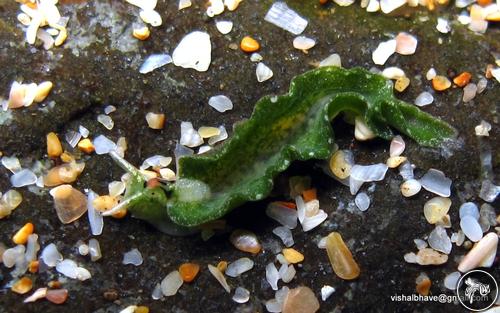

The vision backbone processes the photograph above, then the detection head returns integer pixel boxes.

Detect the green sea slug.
[103,66,455,235]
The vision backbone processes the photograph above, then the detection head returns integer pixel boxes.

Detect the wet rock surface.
[0,1,499,312]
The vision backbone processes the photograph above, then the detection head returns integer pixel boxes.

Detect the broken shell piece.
[390,135,405,157]
[78,139,95,154]
[414,91,434,107]
[49,185,88,224]
[179,0,192,10]
[282,286,320,313]
[372,39,396,65]
[462,83,477,102]
[12,277,33,295]
[207,0,224,17]
[366,0,380,12]
[230,229,261,254]
[386,156,407,168]
[395,32,417,55]
[133,26,150,40]
[225,258,254,277]
[108,181,126,197]
[458,232,498,272]
[491,68,500,83]
[319,53,341,67]
[444,272,461,290]
[160,168,176,181]
[208,126,228,145]
[139,9,162,27]
[13,223,33,245]
[415,248,448,265]
[172,31,212,72]
[125,0,157,10]
[265,263,279,291]
[123,248,143,266]
[334,0,355,5]
[415,273,431,296]
[325,232,360,280]
[432,75,452,91]
[87,191,103,236]
[46,289,69,304]
[240,36,260,53]
[215,20,233,34]
[179,263,200,282]
[180,122,203,148]
[224,0,242,11]
[321,285,335,301]
[22,83,37,107]
[426,68,437,80]
[54,28,67,46]
[47,29,60,37]
[1,190,23,218]
[92,195,119,211]
[233,286,250,304]
[47,132,63,158]
[145,112,165,129]
[394,76,410,92]
[198,126,220,138]
[301,209,327,232]
[8,81,26,109]
[382,67,405,80]
[79,125,90,138]
[209,95,233,113]
[419,168,452,197]
[475,120,491,136]
[354,192,370,211]
[400,179,421,197]
[256,62,273,82]
[266,202,298,229]
[423,197,451,224]
[34,81,53,103]
[140,54,172,74]
[2,157,22,174]
[97,114,114,130]
[250,52,263,62]
[264,2,308,35]
[24,287,48,303]
[460,215,483,242]
[453,72,472,87]
[428,226,452,254]
[10,169,37,187]
[282,248,304,264]
[208,264,231,293]
[43,162,85,187]
[350,163,388,183]
[293,36,316,51]
[354,116,375,141]
[436,18,451,34]
[140,155,172,170]
[380,0,406,13]
[56,259,91,280]
[161,270,183,296]
[329,150,354,180]
[26,15,42,45]
[17,13,31,26]
[197,145,211,154]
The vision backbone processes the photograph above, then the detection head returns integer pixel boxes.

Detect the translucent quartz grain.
[325,232,360,280]
[232,286,250,304]
[229,229,261,254]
